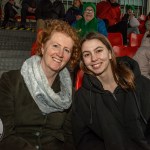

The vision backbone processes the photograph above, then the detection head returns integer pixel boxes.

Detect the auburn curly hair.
[35,19,81,69]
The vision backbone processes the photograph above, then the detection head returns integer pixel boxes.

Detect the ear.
[109,50,112,59]
[41,44,44,55]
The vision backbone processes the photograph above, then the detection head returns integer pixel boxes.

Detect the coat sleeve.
[0,72,34,150]
[139,76,150,119]
[72,92,104,150]
[129,16,140,27]
[63,108,76,150]
[97,19,108,37]
[139,76,150,140]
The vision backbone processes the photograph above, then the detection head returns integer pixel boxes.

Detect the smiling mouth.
[53,57,62,63]
[92,63,101,69]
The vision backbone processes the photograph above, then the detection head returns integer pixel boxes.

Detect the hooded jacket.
[96,1,121,26]
[72,2,108,38]
[72,56,150,150]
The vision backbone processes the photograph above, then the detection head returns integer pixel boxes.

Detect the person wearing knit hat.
[72,2,107,38]
[126,4,135,12]
[122,4,140,35]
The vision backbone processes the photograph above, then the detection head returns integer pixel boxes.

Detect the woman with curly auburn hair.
[72,32,150,150]
[0,19,80,150]
[35,19,81,69]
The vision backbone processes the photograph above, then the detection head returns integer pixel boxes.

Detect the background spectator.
[122,5,140,35]
[96,0,128,44]
[1,0,20,28]
[64,0,83,25]
[36,0,65,31]
[133,20,150,79]
[19,0,37,29]
[72,2,107,38]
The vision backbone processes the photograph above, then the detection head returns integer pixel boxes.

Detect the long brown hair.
[80,32,135,90]
[35,19,81,69]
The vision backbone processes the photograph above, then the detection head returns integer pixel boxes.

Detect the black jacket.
[36,0,65,20]
[0,70,74,150]
[64,5,82,25]
[72,56,150,150]
[22,0,37,9]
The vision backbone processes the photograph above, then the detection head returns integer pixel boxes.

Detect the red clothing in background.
[96,1,121,26]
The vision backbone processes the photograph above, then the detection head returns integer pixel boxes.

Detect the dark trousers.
[2,2,17,27]
[108,20,128,45]
[20,6,35,27]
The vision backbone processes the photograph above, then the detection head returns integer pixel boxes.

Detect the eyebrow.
[86,8,93,10]
[82,46,103,53]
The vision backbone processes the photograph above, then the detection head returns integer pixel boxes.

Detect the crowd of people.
[1,0,147,42]
[0,0,150,150]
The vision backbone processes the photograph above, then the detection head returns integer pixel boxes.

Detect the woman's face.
[82,39,112,76]
[83,6,94,22]
[41,32,74,74]
[74,0,81,7]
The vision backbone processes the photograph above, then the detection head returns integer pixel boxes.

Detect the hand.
[28,7,36,13]
[76,15,82,20]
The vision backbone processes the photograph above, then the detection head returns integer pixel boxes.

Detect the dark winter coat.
[72,56,150,150]
[35,0,65,20]
[64,5,82,25]
[22,0,37,9]
[0,70,75,150]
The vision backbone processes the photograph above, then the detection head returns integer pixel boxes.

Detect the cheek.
[64,53,72,61]
[83,57,91,65]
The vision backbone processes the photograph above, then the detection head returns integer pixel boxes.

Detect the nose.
[91,54,97,62]
[57,49,64,58]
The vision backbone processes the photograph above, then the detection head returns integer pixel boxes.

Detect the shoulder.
[117,56,141,76]
[0,70,22,85]
[1,70,21,78]
[97,1,110,6]
[97,18,105,24]
[136,75,150,107]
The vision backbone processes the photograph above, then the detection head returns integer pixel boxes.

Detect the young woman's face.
[83,6,94,22]
[82,39,112,76]
[41,32,74,74]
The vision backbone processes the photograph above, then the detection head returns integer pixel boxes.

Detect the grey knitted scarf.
[21,55,72,114]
